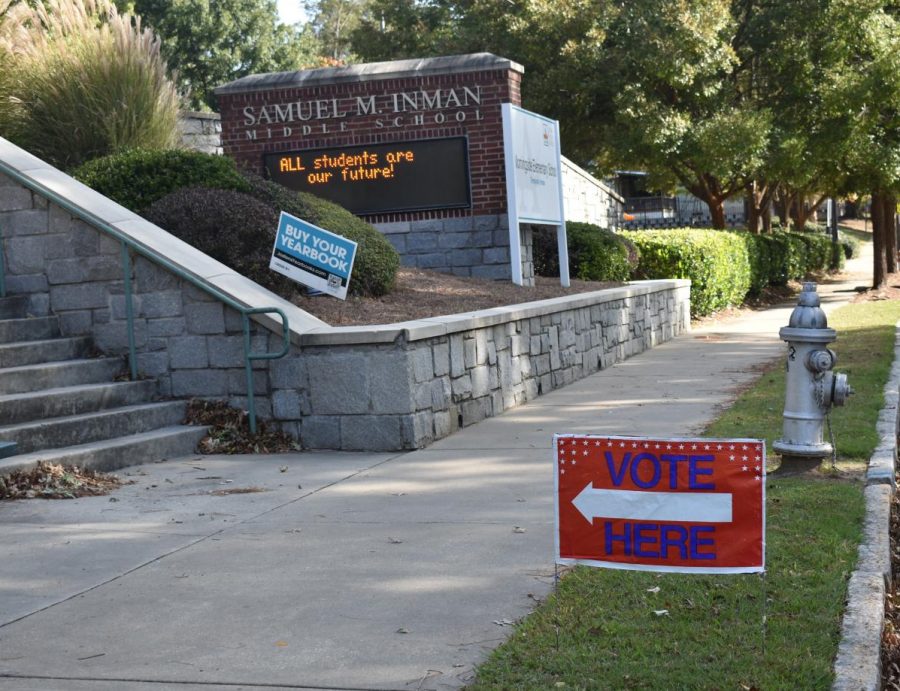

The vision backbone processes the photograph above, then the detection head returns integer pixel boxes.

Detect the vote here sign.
[555,435,765,574]
[269,211,357,300]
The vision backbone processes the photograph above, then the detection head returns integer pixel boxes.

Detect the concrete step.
[0,357,124,395]
[0,425,209,475]
[0,379,158,425]
[0,401,189,454]
[0,315,59,343]
[0,336,93,368]
[0,295,28,320]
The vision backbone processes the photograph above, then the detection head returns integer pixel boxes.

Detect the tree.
[120,0,318,109]
[305,0,368,62]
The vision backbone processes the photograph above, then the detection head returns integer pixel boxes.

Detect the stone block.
[172,369,229,397]
[469,230,496,247]
[482,247,510,264]
[415,252,448,269]
[431,377,452,410]
[26,293,49,317]
[373,221,411,235]
[1,209,47,236]
[473,215,499,231]
[401,410,434,449]
[170,336,209,369]
[451,374,472,398]
[464,337,476,368]
[307,353,370,414]
[270,356,306,388]
[148,317,187,338]
[411,346,433,383]
[137,351,170,378]
[7,235,46,274]
[433,410,455,439]
[58,310,93,335]
[0,186,33,212]
[471,365,491,398]
[386,234,407,253]
[433,341,450,377]
[470,265,510,280]
[228,368,267,396]
[406,232,440,253]
[301,416,342,449]
[94,320,147,352]
[208,335,245,368]
[460,397,491,427]
[185,301,225,334]
[272,389,303,420]
[443,217,474,233]
[47,258,86,285]
[409,219,444,233]
[135,257,181,291]
[340,415,402,451]
[450,248,483,267]
[438,232,475,249]
[449,334,465,377]
[369,352,415,414]
[50,283,108,311]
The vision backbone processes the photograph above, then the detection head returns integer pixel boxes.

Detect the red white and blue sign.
[555,435,765,574]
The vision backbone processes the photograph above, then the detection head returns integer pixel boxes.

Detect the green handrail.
[0,162,290,435]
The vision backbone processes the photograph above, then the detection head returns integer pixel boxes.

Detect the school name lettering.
[242,87,484,139]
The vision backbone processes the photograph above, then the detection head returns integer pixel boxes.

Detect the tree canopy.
[118,0,319,109]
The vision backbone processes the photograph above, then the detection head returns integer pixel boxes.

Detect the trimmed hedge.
[73,149,250,212]
[623,228,841,317]
[144,188,292,295]
[534,222,639,282]
[623,229,751,317]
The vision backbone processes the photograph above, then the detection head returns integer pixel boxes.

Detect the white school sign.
[501,103,569,287]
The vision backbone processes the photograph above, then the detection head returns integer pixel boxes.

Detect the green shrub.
[0,0,180,170]
[623,229,752,317]
[143,187,296,295]
[533,222,638,282]
[241,174,399,297]
[73,149,250,212]
[839,232,860,259]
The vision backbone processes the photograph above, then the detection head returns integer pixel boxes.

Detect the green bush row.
[533,222,639,282]
[621,228,841,317]
[74,149,399,297]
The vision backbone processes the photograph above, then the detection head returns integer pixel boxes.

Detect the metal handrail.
[0,162,290,434]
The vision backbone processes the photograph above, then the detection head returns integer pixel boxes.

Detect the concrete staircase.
[0,294,207,475]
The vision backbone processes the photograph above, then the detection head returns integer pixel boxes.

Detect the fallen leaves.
[0,462,125,500]
[184,399,301,455]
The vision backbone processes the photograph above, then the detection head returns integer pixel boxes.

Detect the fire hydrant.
[773,282,852,473]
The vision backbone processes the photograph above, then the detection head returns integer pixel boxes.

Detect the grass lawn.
[469,298,900,690]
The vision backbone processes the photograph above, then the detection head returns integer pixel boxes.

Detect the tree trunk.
[709,202,726,229]
[762,205,772,233]
[793,196,827,231]
[872,190,887,288]
[746,187,760,234]
[885,193,898,274]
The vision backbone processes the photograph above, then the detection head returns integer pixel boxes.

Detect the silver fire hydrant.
[773,283,852,472]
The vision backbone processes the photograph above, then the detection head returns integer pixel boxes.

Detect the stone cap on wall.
[214,53,525,96]
[0,137,327,337]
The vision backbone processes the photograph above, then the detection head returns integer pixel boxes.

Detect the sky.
[276,0,307,25]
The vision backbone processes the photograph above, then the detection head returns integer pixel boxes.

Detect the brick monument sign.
[215,53,539,284]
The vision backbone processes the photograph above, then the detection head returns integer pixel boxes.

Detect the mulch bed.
[293,267,619,326]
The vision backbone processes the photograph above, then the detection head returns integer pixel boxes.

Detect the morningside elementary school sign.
[555,435,765,574]
[270,212,357,300]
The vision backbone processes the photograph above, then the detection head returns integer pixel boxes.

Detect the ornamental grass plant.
[0,0,180,170]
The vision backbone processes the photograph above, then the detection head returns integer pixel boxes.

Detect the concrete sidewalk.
[0,248,873,691]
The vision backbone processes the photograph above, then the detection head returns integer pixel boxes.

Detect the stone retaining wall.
[0,143,690,451]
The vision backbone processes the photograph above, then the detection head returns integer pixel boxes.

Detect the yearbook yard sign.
[555,435,765,574]
[270,211,357,300]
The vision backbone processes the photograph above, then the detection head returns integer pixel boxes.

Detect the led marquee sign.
[263,137,471,215]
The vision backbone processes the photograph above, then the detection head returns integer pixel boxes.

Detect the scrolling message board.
[555,435,765,574]
[264,137,471,215]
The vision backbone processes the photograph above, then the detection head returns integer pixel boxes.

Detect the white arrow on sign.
[572,483,733,524]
